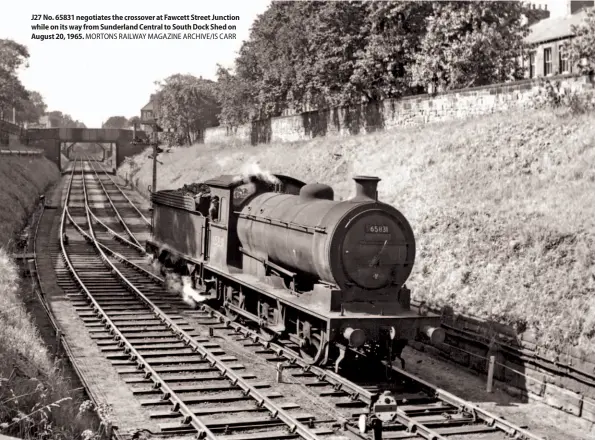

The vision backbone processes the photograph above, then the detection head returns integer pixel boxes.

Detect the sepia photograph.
[0,0,594,439]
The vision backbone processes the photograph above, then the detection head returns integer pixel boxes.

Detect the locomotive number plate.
[212,236,225,248]
[365,224,390,234]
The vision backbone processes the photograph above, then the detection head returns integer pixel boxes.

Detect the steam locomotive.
[146,173,444,371]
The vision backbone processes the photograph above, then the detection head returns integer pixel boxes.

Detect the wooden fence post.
[276,363,284,383]
[486,355,495,392]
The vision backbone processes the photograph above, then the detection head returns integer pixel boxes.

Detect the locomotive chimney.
[353,176,380,201]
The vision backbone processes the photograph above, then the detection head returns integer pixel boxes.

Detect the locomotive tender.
[147,174,444,370]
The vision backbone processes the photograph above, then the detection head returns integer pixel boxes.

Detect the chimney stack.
[353,176,380,201]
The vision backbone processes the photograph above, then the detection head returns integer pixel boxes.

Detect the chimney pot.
[353,176,381,201]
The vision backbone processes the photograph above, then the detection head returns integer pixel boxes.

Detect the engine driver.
[209,196,219,221]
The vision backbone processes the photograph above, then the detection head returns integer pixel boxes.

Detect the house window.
[544,47,552,76]
[559,45,570,74]
[529,51,536,78]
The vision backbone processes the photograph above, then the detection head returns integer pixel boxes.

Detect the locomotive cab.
[201,174,308,270]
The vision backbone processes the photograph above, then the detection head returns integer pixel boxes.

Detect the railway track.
[61,162,339,440]
[54,159,546,440]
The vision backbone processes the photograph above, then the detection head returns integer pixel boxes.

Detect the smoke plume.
[233,162,281,185]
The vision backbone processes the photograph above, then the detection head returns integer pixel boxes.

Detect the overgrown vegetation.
[141,1,548,145]
[532,77,595,114]
[0,250,101,440]
[0,157,59,247]
[214,1,535,125]
[0,156,102,439]
[568,6,595,74]
[118,108,595,356]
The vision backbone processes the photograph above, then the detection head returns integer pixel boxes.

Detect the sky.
[527,0,568,16]
[0,0,272,128]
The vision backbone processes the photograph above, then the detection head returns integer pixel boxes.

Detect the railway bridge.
[25,127,148,173]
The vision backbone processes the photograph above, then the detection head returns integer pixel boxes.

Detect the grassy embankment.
[118,109,595,356]
[0,156,99,439]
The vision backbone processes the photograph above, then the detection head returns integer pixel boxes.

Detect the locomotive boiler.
[147,173,444,371]
[236,177,415,293]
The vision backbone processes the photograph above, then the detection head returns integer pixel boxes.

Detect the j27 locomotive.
[146,173,444,371]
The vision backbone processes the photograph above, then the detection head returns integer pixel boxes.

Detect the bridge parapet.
[24,127,148,170]
[26,128,145,142]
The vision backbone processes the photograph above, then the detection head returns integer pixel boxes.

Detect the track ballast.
[52,159,546,440]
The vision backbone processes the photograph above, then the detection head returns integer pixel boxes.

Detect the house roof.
[525,9,589,44]
[141,101,154,111]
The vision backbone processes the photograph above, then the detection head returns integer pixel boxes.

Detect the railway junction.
[18,154,588,440]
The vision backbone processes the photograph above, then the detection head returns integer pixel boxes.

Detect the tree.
[215,65,254,126]
[568,7,595,74]
[225,2,308,119]
[215,1,533,124]
[351,2,434,101]
[127,116,141,128]
[47,111,64,127]
[298,1,369,108]
[46,110,83,128]
[102,116,128,129]
[217,1,368,121]
[0,39,30,117]
[408,1,529,92]
[154,74,221,145]
[16,90,46,124]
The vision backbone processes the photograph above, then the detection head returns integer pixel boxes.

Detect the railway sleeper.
[159,413,318,432]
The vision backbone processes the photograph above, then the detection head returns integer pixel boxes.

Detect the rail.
[87,209,145,254]
[95,229,546,440]
[85,159,143,248]
[34,163,121,440]
[65,162,217,439]
[90,158,151,226]
[80,159,549,440]
[66,160,326,440]
[409,298,595,397]
[384,362,545,440]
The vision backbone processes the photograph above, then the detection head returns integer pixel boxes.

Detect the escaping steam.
[233,162,281,185]
[164,272,207,307]
[145,245,209,307]
[182,276,208,305]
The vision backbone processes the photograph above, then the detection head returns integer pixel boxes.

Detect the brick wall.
[204,74,593,146]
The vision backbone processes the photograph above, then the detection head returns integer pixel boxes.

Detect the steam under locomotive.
[146,173,444,371]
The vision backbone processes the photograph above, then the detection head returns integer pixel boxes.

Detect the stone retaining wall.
[204,74,593,145]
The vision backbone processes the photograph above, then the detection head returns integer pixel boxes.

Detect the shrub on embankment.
[0,156,59,247]
[0,156,100,439]
[118,109,595,356]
